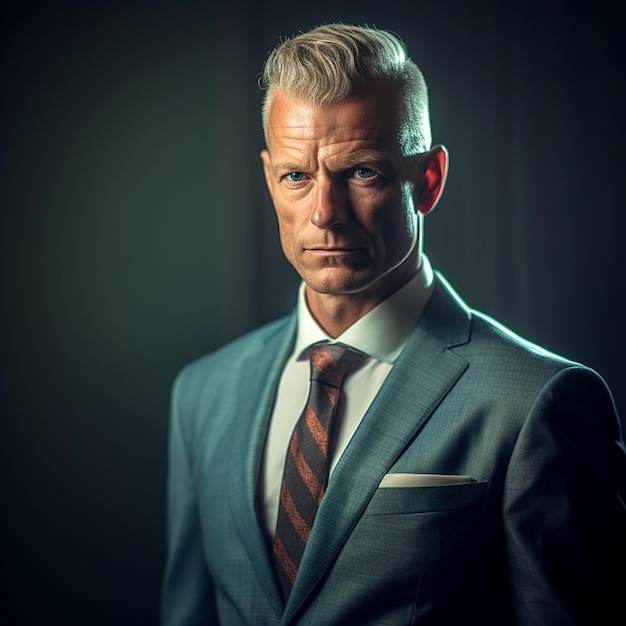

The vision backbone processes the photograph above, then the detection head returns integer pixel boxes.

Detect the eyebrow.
[270,160,307,174]
[271,150,394,174]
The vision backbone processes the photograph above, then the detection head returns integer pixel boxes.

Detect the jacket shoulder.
[473,306,588,370]
[174,313,294,394]
[431,272,604,391]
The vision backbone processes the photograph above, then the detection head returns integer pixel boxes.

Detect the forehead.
[266,86,406,155]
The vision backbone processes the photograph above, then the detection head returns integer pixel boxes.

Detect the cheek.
[371,185,417,251]
[274,206,299,263]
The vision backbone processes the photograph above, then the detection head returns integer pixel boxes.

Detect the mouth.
[305,247,359,256]
[306,245,362,253]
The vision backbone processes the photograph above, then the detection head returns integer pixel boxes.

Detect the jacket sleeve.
[503,366,626,625]
[161,369,218,625]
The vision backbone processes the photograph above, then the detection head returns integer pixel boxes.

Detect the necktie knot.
[307,343,367,388]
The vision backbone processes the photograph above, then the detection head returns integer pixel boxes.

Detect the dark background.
[2,1,623,623]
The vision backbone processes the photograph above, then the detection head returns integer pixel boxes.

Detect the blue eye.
[354,168,376,179]
[287,172,305,182]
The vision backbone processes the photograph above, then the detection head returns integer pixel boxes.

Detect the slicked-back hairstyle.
[259,23,432,155]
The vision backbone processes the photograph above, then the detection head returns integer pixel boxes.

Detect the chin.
[303,267,377,296]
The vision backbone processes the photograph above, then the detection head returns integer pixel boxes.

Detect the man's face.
[261,85,423,299]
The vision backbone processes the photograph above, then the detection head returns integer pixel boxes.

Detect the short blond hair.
[259,23,432,155]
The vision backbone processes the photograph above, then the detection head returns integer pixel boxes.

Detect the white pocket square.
[378,473,473,488]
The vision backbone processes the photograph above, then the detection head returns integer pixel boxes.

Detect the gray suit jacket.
[161,273,626,625]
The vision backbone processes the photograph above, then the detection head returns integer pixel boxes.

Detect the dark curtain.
[1,1,623,623]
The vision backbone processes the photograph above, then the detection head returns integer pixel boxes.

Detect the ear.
[260,148,274,198]
[416,145,449,215]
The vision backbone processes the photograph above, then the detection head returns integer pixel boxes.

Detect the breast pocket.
[328,480,490,624]
[363,481,488,516]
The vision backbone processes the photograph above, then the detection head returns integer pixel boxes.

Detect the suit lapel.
[282,275,472,624]
[227,314,297,620]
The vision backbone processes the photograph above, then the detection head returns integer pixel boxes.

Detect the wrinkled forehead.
[266,83,409,153]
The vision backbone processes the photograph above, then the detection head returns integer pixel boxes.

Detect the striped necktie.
[272,342,367,600]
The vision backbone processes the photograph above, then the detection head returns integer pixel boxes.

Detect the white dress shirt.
[259,257,435,538]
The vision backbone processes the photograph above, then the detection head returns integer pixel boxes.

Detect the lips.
[308,246,355,251]
[304,241,365,251]
[305,247,360,255]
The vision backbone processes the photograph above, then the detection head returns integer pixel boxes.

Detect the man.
[161,24,625,625]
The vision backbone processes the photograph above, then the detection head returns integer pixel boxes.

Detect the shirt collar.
[293,255,435,364]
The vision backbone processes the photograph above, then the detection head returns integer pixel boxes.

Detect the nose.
[310,180,348,229]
